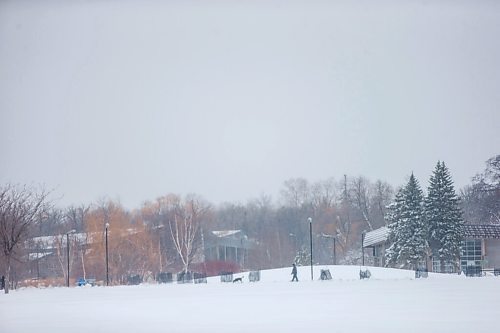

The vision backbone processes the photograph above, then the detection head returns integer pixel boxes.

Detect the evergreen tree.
[425,161,464,272]
[385,174,427,269]
[385,187,404,267]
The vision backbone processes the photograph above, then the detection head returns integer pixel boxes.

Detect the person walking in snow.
[291,263,298,282]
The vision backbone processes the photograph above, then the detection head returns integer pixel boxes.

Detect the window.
[432,258,456,273]
[460,239,482,272]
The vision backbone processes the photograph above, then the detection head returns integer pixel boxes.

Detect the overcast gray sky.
[1,0,499,209]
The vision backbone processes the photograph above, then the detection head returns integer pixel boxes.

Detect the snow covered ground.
[1,265,499,333]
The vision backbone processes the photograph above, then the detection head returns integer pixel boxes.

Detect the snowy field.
[1,265,499,333]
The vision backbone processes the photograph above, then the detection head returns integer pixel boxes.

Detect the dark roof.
[463,225,500,239]
[363,227,389,247]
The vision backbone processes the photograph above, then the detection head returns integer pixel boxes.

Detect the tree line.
[0,155,498,292]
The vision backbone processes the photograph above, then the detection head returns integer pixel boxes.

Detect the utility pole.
[105,223,109,286]
[66,230,76,287]
[361,231,365,266]
[308,217,313,280]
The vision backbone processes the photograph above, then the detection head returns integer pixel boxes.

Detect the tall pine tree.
[425,161,464,272]
[386,174,427,269]
[385,187,404,267]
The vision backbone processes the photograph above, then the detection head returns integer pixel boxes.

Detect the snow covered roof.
[205,230,255,249]
[28,252,53,260]
[362,225,500,248]
[211,230,242,238]
[363,226,389,247]
[463,225,500,239]
[30,232,89,249]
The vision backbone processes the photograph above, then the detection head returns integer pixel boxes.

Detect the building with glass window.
[203,230,256,267]
[461,225,500,271]
[363,224,500,272]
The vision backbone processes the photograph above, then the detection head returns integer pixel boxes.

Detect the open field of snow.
[2,265,499,333]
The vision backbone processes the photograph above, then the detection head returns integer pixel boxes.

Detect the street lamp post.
[308,217,313,280]
[66,230,76,287]
[361,230,366,266]
[105,223,109,286]
[333,236,336,265]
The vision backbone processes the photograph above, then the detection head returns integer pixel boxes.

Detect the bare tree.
[280,178,310,208]
[53,232,76,284]
[141,194,183,274]
[65,205,89,232]
[169,195,210,274]
[370,180,394,228]
[350,176,374,231]
[0,184,48,293]
[311,178,337,210]
[461,155,500,224]
[39,209,79,283]
[65,206,90,279]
